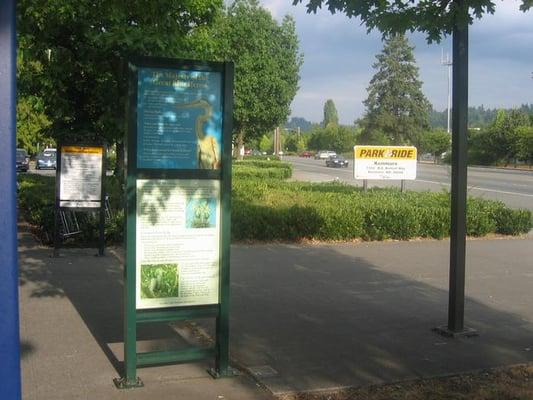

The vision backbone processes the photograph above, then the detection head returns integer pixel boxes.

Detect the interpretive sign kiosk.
[54,145,106,256]
[116,57,234,388]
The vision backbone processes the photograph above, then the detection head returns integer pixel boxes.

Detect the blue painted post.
[0,0,22,398]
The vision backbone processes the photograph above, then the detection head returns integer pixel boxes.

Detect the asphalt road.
[285,156,533,210]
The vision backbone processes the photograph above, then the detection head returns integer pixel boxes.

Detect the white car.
[315,150,336,159]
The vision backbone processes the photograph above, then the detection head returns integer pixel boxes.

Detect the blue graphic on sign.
[137,68,223,169]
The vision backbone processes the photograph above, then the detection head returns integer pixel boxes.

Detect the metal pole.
[53,144,62,257]
[0,0,22,398]
[441,49,452,134]
[98,146,105,256]
[447,6,470,334]
[214,62,235,377]
[447,59,452,134]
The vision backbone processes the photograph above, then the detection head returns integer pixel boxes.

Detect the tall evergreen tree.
[360,34,431,146]
[323,99,339,127]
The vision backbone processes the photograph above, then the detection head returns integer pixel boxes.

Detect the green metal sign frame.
[115,57,234,389]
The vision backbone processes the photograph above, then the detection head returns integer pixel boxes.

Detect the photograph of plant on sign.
[186,198,217,229]
[140,263,179,299]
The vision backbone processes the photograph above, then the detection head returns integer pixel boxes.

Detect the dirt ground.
[277,364,533,400]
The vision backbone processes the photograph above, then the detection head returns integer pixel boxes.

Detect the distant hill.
[285,117,314,132]
[430,104,533,129]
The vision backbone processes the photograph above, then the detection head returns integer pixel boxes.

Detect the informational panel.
[353,145,417,180]
[135,179,220,309]
[137,68,222,170]
[59,145,103,208]
[119,57,234,387]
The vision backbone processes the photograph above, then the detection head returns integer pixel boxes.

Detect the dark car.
[16,149,29,172]
[36,149,57,170]
[325,155,349,168]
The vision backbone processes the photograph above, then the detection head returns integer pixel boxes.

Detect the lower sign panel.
[135,179,220,309]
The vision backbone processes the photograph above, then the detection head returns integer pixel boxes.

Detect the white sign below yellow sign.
[353,145,417,180]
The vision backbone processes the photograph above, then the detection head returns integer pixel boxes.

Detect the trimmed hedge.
[17,174,123,244]
[230,166,532,241]
[233,160,292,180]
[17,161,532,244]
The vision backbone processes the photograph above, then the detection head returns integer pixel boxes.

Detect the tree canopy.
[323,99,339,127]
[17,0,222,146]
[360,34,430,146]
[293,0,532,42]
[211,0,303,149]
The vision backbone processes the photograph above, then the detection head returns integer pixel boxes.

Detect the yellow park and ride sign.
[353,145,417,180]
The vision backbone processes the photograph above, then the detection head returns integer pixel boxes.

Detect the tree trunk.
[233,131,245,160]
[114,140,125,178]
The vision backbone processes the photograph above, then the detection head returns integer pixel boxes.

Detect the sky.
[261,1,533,125]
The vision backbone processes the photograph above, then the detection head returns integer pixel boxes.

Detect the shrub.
[493,207,532,235]
[233,160,292,180]
[17,161,532,244]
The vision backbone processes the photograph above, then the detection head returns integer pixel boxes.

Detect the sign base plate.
[113,376,144,389]
[432,325,479,338]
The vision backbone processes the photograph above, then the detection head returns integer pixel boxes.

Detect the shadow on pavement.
[18,222,194,376]
[227,241,533,394]
[18,221,533,395]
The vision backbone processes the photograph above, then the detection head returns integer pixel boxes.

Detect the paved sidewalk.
[227,237,533,394]
[19,219,533,398]
[18,223,272,400]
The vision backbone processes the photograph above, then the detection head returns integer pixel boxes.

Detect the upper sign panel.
[137,68,223,170]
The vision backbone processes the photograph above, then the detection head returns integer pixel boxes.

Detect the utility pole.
[441,48,453,133]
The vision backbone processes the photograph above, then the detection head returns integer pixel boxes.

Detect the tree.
[323,99,339,127]
[515,126,533,166]
[360,34,431,146]
[294,1,531,43]
[419,130,450,162]
[283,131,306,153]
[307,124,359,153]
[491,109,531,165]
[258,134,273,154]
[212,0,303,155]
[17,0,222,174]
[16,96,51,154]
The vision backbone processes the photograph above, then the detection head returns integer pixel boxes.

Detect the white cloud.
[259,0,533,124]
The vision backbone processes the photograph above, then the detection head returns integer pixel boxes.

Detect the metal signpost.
[0,0,21,398]
[115,57,234,388]
[434,9,477,338]
[54,145,106,256]
[353,145,417,191]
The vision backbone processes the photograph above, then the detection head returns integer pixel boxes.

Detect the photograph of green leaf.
[140,263,179,299]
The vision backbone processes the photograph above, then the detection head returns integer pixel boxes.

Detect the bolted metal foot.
[432,325,478,338]
[113,376,144,389]
[207,366,240,379]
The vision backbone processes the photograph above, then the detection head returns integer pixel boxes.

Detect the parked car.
[299,151,313,158]
[326,155,349,168]
[36,149,57,170]
[315,150,336,159]
[16,149,29,172]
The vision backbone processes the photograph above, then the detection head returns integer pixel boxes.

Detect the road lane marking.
[415,179,533,198]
